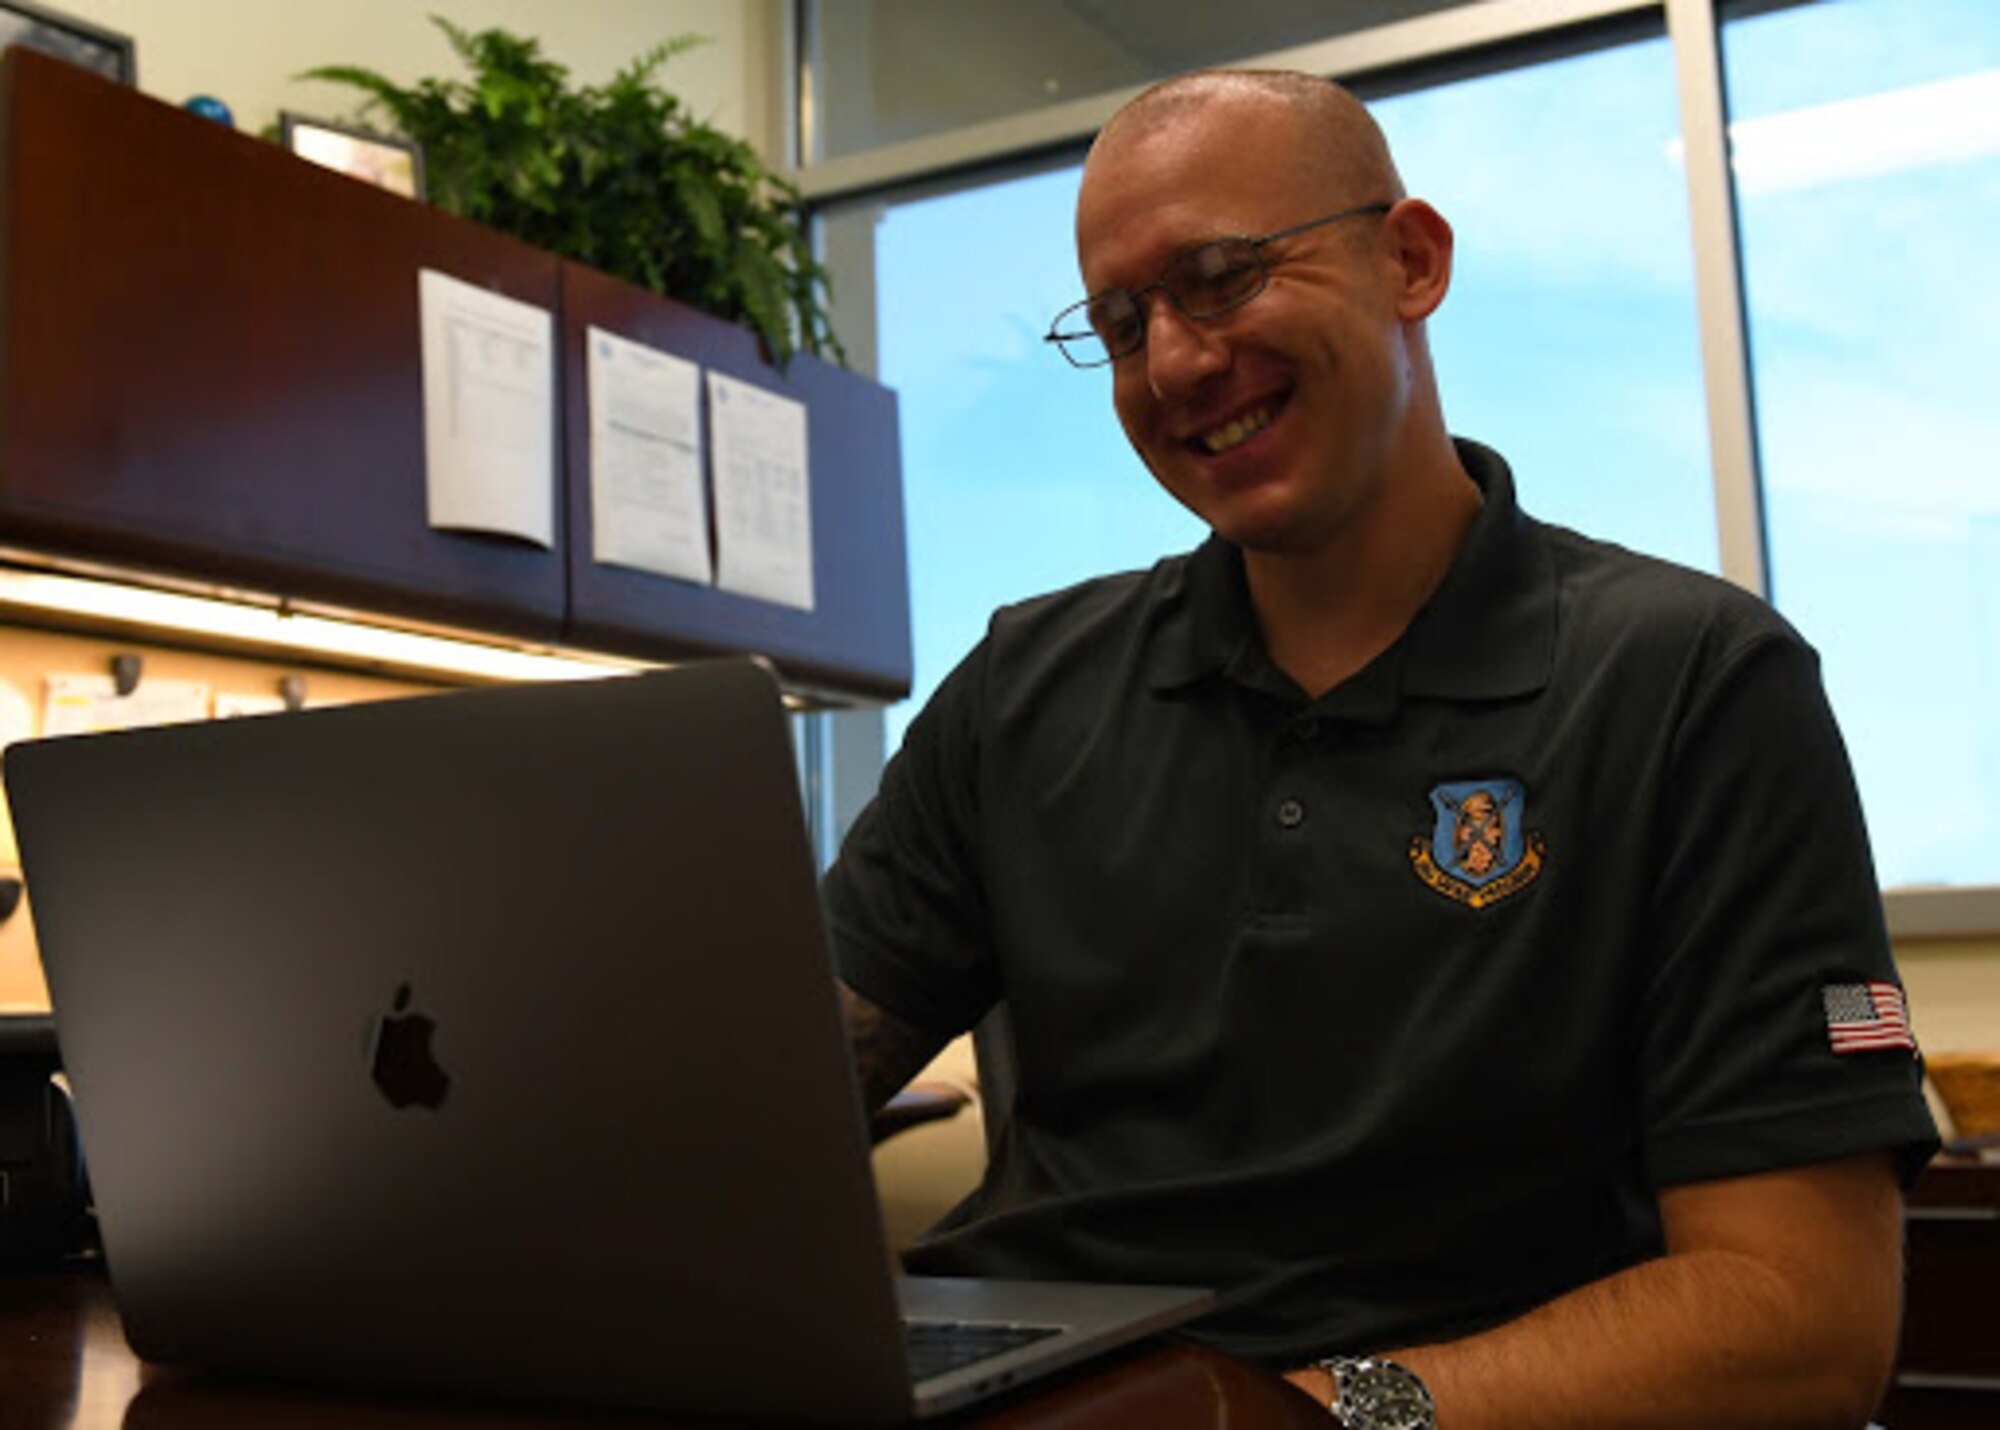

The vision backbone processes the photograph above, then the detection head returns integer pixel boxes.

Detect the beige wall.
[51,0,781,160]
[0,623,443,1011]
[1900,936,2000,1054]
[1901,936,2000,1139]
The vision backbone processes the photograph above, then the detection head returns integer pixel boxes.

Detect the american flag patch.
[1822,981,1916,1055]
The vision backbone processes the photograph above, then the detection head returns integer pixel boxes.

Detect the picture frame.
[279,112,428,202]
[0,0,135,86]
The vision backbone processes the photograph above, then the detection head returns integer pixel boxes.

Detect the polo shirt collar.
[1143,532,1256,693]
[1144,438,1555,704]
[1402,439,1555,700]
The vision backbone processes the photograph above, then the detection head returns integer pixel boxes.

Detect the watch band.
[1317,1354,1437,1430]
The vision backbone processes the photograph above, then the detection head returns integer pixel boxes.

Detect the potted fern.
[300,17,841,369]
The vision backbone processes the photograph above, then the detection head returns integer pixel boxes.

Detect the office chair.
[0,1011,91,1262]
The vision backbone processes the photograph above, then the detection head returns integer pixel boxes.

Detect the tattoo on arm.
[839,981,949,1115]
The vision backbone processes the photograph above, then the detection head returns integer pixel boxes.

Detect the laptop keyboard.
[902,1319,1063,1381]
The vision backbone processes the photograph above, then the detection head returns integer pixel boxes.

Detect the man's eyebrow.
[1083,233,1242,299]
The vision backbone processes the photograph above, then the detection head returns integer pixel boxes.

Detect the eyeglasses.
[1044,202,1394,368]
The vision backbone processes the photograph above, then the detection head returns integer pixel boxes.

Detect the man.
[825,70,1936,1427]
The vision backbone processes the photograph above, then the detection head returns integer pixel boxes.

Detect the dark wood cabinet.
[1880,1159,2000,1429]
[559,262,910,702]
[0,47,910,701]
[0,47,566,644]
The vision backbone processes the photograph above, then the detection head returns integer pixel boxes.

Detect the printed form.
[587,327,711,584]
[418,269,556,548]
[708,372,813,611]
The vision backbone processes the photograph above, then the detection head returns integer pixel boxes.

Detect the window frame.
[786,0,2000,938]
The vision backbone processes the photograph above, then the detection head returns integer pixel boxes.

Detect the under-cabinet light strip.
[0,565,640,685]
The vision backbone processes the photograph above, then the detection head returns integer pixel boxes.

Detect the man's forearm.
[839,980,950,1115]
[1291,1249,1887,1428]
[1285,1154,1903,1429]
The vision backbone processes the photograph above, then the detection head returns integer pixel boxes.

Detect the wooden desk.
[0,1265,1328,1429]
[17,1160,1991,1427]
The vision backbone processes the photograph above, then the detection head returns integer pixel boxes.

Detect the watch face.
[1340,1359,1436,1430]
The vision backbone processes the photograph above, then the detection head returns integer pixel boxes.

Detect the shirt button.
[1296,719,1321,742]
[1276,797,1306,829]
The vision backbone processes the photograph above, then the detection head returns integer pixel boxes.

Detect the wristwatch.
[1317,1355,1436,1429]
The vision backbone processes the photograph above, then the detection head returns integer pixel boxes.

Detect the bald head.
[1086,70,1405,217]
[1070,65,1462,568]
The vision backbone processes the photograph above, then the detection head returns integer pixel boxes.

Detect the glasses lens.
[1047,234,1274,367]
[1085,291,1146,363]
[1169,239,1264,318]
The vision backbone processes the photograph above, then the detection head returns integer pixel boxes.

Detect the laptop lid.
[5,659,1208,1421]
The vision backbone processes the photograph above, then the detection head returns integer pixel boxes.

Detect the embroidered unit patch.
[1409,777,1545,910]
[1822,981,1916,1056]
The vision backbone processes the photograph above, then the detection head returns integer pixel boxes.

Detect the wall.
[48,0,781,161]
[0,624,443,1011]
[1901,937,2000,1055]
[1902,937,2000,1136]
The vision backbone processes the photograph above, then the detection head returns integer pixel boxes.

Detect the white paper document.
[41,674,212,738]
[419,269,556,548]
[214,692,289,720]
[587,328,712,584]
[708,372,813,611]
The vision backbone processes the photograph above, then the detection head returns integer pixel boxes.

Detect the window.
[826,167,1205,751]
[1722,0,2000,888]
[843,28,1715,750]
[802,0,1477,160]
[1370,33,1716,570]
[803,0,2000,922]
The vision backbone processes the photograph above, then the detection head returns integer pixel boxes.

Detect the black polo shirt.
[824,440,1937,1365]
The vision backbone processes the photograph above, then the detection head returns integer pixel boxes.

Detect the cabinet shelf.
[0,47,909,703]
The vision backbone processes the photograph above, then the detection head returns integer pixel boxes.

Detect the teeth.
[1201,405,1273,454]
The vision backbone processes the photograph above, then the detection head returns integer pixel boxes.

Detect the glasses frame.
[1045,201,1394,368]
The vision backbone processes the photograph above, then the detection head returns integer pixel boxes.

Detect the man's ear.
[1386,199,1453,322]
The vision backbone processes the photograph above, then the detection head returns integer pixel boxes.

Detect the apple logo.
[369,983,450,1111]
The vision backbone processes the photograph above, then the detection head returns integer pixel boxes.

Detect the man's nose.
[1143,299,1229,401]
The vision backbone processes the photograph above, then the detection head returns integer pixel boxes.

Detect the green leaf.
[296,19,842,369]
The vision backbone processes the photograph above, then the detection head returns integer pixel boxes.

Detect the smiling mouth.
[1197,402,1277,456]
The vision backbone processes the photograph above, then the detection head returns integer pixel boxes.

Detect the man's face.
[1075,96,1414,557]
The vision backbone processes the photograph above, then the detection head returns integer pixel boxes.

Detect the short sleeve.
[821,640,1002,1039]
[1638,631,1938,1187]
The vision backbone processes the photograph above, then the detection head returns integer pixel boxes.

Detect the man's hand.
[839,980,951,1115]
[1285,1151,1904,1428]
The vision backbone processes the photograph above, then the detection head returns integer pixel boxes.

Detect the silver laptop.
[5,658,1211,1421]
